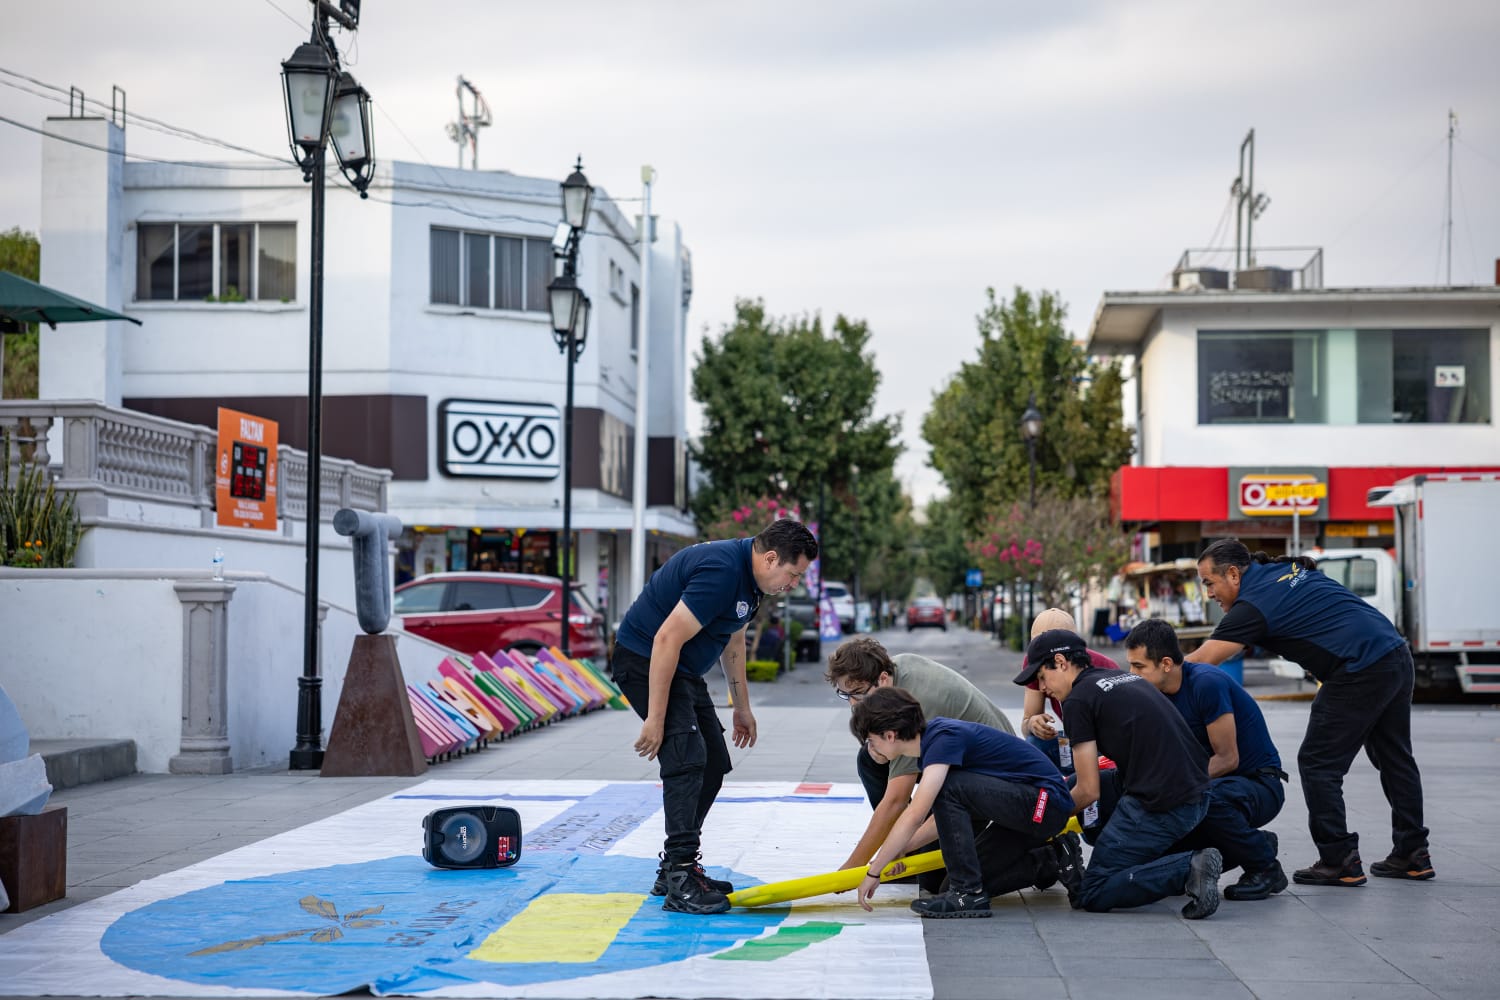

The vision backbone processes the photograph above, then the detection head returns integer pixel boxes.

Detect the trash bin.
[1217,653,1245,686]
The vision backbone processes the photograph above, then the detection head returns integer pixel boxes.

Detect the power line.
[0,113,290,170]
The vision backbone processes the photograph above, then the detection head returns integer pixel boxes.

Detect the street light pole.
[1020,392,1043,632]
[280,2,374,770]
[548,160,595,657]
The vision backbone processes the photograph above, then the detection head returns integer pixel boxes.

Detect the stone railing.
[0,400,389,526]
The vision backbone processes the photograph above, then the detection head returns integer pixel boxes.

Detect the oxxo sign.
[440,399,561,479]
[1230,468,1329,520]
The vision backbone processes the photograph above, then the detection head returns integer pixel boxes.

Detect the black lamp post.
[280,1,375,771]
[1019,392,1043,631]
[548,159,594,656]
[849,463,860,630]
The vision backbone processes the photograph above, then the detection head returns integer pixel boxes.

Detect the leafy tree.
[916,495,970,598]
[0,227,40,399]
[922,286,1133,535]
[969,489,1130,611]
[691,298,905,587]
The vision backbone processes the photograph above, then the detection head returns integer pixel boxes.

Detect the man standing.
[825,638,1057,897]
[1193,539,1432,886]
[851,687,1075,918]
[1019,628,1222,918]
[1126,618,1288,901]
[612,518,818,914]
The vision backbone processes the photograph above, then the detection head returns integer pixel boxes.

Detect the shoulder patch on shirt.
[736,600,749,619]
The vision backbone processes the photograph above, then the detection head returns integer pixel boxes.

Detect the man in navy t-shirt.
[1193,538,1432,888]
[612,518,817,915]
[850,687,1075,919]
[1127,618,1288,902]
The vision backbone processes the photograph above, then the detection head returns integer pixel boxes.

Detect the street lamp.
[280,3,375,771]
[548,159,594,656]
[1019,392,1043,631]
[849,463,860,631]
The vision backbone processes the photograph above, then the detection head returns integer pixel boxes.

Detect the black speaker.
[422,805,523,869]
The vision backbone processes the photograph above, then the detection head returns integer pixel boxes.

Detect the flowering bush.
[968,491,1126,611]
[1,429,86,568]
[698,495,803,540]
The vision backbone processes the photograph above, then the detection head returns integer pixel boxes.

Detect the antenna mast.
[444,76,492,169]
[1232,129,1271,274]
[1445,109,1457,285]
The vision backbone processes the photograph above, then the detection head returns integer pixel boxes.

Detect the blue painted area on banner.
[100,783,788,993]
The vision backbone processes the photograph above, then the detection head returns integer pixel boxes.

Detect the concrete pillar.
[39,117,126,406]
[170,581,235,774]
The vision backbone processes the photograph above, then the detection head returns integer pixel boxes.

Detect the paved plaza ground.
[3,627,1498,999]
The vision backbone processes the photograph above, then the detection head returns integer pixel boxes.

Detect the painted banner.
[215,407,278,530]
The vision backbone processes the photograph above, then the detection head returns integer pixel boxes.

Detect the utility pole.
[1232,129,1270,275]
[629,167,655,603]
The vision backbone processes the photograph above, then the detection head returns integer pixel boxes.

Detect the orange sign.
[1238,473,1324,518]
[215,407,278,530]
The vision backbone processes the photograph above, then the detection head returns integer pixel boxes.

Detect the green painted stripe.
[711,921,853,961]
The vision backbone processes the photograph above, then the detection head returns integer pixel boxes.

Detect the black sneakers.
[909,889,992,919]
[1051,832,1086,909]
[651,853,734,897]
[1370,848,1436,881]
[1181,848,1223,919]
[1225,830,1287,901]
[1293,850,1366,887]
[661,864,732,914]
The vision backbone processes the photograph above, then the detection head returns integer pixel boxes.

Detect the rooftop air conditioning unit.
[1235,266,1293,291]
[1173,267,1230,291]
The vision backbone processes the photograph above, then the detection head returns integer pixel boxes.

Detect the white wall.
[0,570,459,773]
[1138,300,1500,467]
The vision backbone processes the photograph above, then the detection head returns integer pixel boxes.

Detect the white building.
[36,113,697,625]
[1086,253,1500,560]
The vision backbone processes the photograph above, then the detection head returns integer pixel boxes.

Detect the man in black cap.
[1017,628,1222,919]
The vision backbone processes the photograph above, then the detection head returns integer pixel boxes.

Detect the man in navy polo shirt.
[612,518,818,914]
[1193,539,1432,887]
[1126,618,1288,901]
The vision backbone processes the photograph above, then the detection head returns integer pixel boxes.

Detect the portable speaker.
[422,805,523,869]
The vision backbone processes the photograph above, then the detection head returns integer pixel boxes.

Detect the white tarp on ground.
[0,780,933,998]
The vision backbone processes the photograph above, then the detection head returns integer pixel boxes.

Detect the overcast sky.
[3,0,1497,505]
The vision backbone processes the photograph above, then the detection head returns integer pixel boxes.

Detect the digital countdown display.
[216,407,278,531]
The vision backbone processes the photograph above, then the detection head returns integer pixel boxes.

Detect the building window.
[1199,328,1491,425]
[630,282,640,353]
[135,222,295,302]
[1198,330,1326,424]
[429,226,551,313]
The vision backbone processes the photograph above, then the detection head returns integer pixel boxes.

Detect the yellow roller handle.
[725,816,1082,908]
[726,849,946,908]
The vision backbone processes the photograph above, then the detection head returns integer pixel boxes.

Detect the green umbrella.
[0,270,142,330]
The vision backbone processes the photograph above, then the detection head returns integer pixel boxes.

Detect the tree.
[0,227,41,399]
[921,286,1133,535]
[969,489,1130,612]
[690,298,905,587]
[916,495,970,598]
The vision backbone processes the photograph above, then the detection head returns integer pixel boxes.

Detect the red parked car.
[393,572,606,660]
[906,596,948,631]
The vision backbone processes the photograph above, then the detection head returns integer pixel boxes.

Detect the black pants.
[612,645,732,863]
[931,770,1071,896]
[858,745,1055,895]
[1299,644,1428,863]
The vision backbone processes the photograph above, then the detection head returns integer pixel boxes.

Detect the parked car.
[906,596,947,631]
[393,572,606,660]
[779,586,824,662]
[822,581,856,634]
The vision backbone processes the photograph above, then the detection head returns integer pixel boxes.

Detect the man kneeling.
[851,687,1075,918]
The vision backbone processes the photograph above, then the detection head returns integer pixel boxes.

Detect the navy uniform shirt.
[1062,668,1209,813]
[919,717,1073,810]
[1169,661,1281,777]
[1209,561,1405,682]
[614,538,761,676]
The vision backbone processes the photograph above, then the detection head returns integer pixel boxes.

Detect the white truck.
[1308,473,1500,694]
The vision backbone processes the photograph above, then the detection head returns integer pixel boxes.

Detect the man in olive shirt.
[827,637,1048,893]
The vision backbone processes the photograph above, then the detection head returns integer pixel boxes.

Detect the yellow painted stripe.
[468,893,646,964]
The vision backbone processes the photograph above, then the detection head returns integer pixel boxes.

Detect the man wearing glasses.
[825,637,1062,896]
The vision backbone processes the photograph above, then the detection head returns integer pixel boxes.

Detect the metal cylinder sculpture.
[333,508,403,634]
